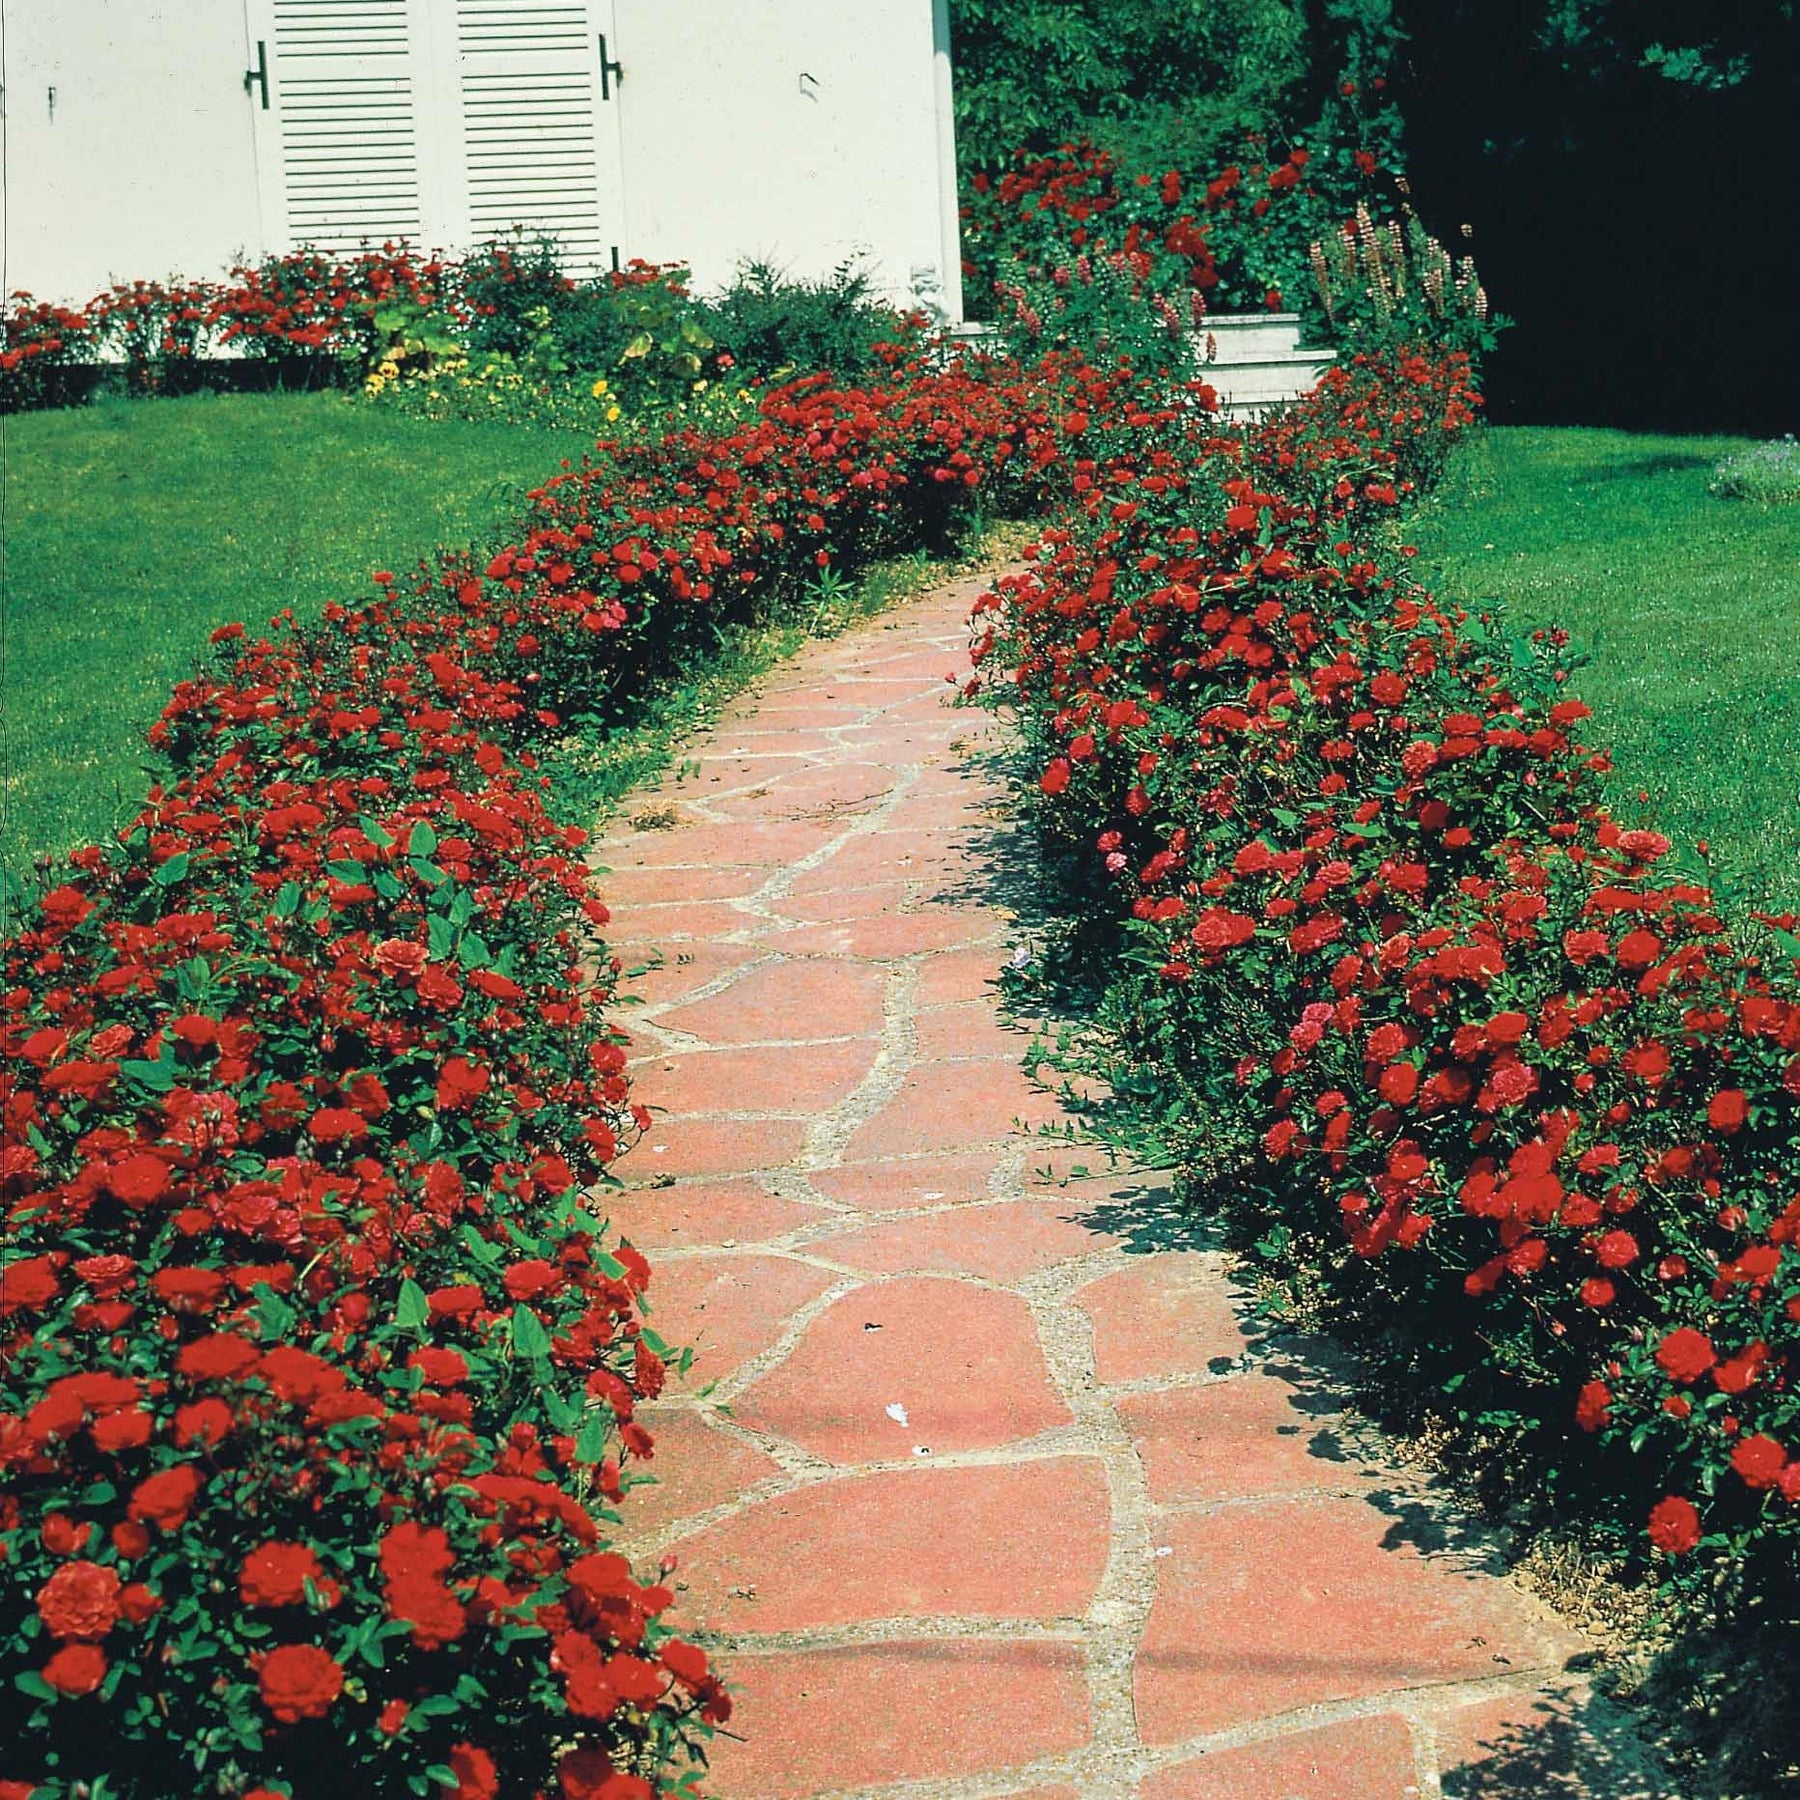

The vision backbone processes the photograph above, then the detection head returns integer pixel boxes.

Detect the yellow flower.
[591,378,611,398]
[605,405,622,423]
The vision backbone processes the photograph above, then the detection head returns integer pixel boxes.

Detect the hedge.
[0,354,1070,1800]
[969,340,1800,1636]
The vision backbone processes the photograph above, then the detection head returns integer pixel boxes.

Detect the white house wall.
[612,0,957,316]
[1,0,264,303]
[2,0,962,320]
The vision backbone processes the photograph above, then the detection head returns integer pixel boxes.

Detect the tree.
[947,0,1402,178]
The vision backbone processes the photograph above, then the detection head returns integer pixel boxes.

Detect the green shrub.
[1709,436,1800,503]
[698,261,922,381]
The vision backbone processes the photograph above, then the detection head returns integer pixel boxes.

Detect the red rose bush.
[969,337,1800,1632]
[1,355,1060,1797]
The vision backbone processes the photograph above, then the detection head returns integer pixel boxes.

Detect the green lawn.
[2,392,594,900]
[1410,426,1800,915]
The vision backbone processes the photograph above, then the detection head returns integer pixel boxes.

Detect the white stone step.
[941,313,1334,417]
[1202,349,1335,400]
[1190,312,1307,361]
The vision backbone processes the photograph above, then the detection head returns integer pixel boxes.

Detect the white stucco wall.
[611,0,961,317]
[0,1,265,303]
[2,0,962,319]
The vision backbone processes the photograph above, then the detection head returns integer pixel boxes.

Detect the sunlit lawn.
[2,391,594,900]
[1410,426,1800,914]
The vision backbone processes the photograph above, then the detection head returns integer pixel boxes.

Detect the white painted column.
[931,0,965,323]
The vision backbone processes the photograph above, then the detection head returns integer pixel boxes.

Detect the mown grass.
[1,391,596,901]
[1410,426,1800,914]
[1,388,1019,912]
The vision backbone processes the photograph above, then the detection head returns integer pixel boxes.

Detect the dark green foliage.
[946,0,1405,179]
[695,261,922,380]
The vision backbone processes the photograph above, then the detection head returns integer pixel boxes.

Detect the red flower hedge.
[971,340,1800,1616]
[0,355,1066,1798]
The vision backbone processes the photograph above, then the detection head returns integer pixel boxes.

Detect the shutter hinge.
[599,34,622,100]
[245,39,270,110]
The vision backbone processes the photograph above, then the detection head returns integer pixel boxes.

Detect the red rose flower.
[0,1256,61,1316]
[408,1347,469,1387]
[436,1056,491,1111]
[127,1464,202,1532]
[256,1345,346,1407]
[385,1571,466,1649]
[107,1153,171,1206]
[1729,1434,1787,1490]
[1574,1381,1611,1432]
[173,1398,234,1447]
[1654,1328,1716,1384]
[240,1541,322,1608]
[560,1747,652,1800]
[90,1409,153,1454]
[119,1582,162,1623]
[257,1642,344,1722]
[42,1643,107,1696]
[1647,1495,1701,1555]
[443,1744,498,1800]
[1706,1089,1749,1133]
[1593,1230,1638,1270]
[176,1334,260,1382]
[36,1561,122,1640]
[501,1259,563,1301]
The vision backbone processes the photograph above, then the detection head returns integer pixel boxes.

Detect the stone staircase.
[944,311,1334,419]
[1193,312,1335,418]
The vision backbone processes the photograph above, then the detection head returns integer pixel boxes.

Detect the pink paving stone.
[879,794,1002,834]
[602,819,842,870]
[628,1038,875,1114]
[652,957,888,1045]
[684,728,844,757]
[704,1640,1091,1800]
[609,1179,823,1252]
[914,997,1046,1063]
[826,1199,1119,1284]
[667,1456,1111,1630]
[1435,1681,1665,1798]
[843,1060,1066,1160]
[617,1407,785,1541]
[600,899,756,943]
[773,908,999,961]
[668,752,817,788]
[1135,1495,1556,1741]
[615,1115,809,1180]
[790,830,974,892]
[734,1275,1070,1462]
[771,881,915,925]
[915,944,1006,1005]
[807,1150,1005,1212]
[1116,1374,1351,1503]
[1141,1716,1423,1799]
[711,761,901,821]
[594,862,770,905]
[615,941,763,1007]
[641,1253,840,1384]
[1074,1255,1251,1384]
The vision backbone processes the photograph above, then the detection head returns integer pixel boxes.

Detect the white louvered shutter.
[448,0,626,277]
[245,0,440,254]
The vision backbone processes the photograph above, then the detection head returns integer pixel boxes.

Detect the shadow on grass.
[1583,452,1714,484]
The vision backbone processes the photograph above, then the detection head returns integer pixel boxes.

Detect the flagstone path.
[595,573,1672,1800]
